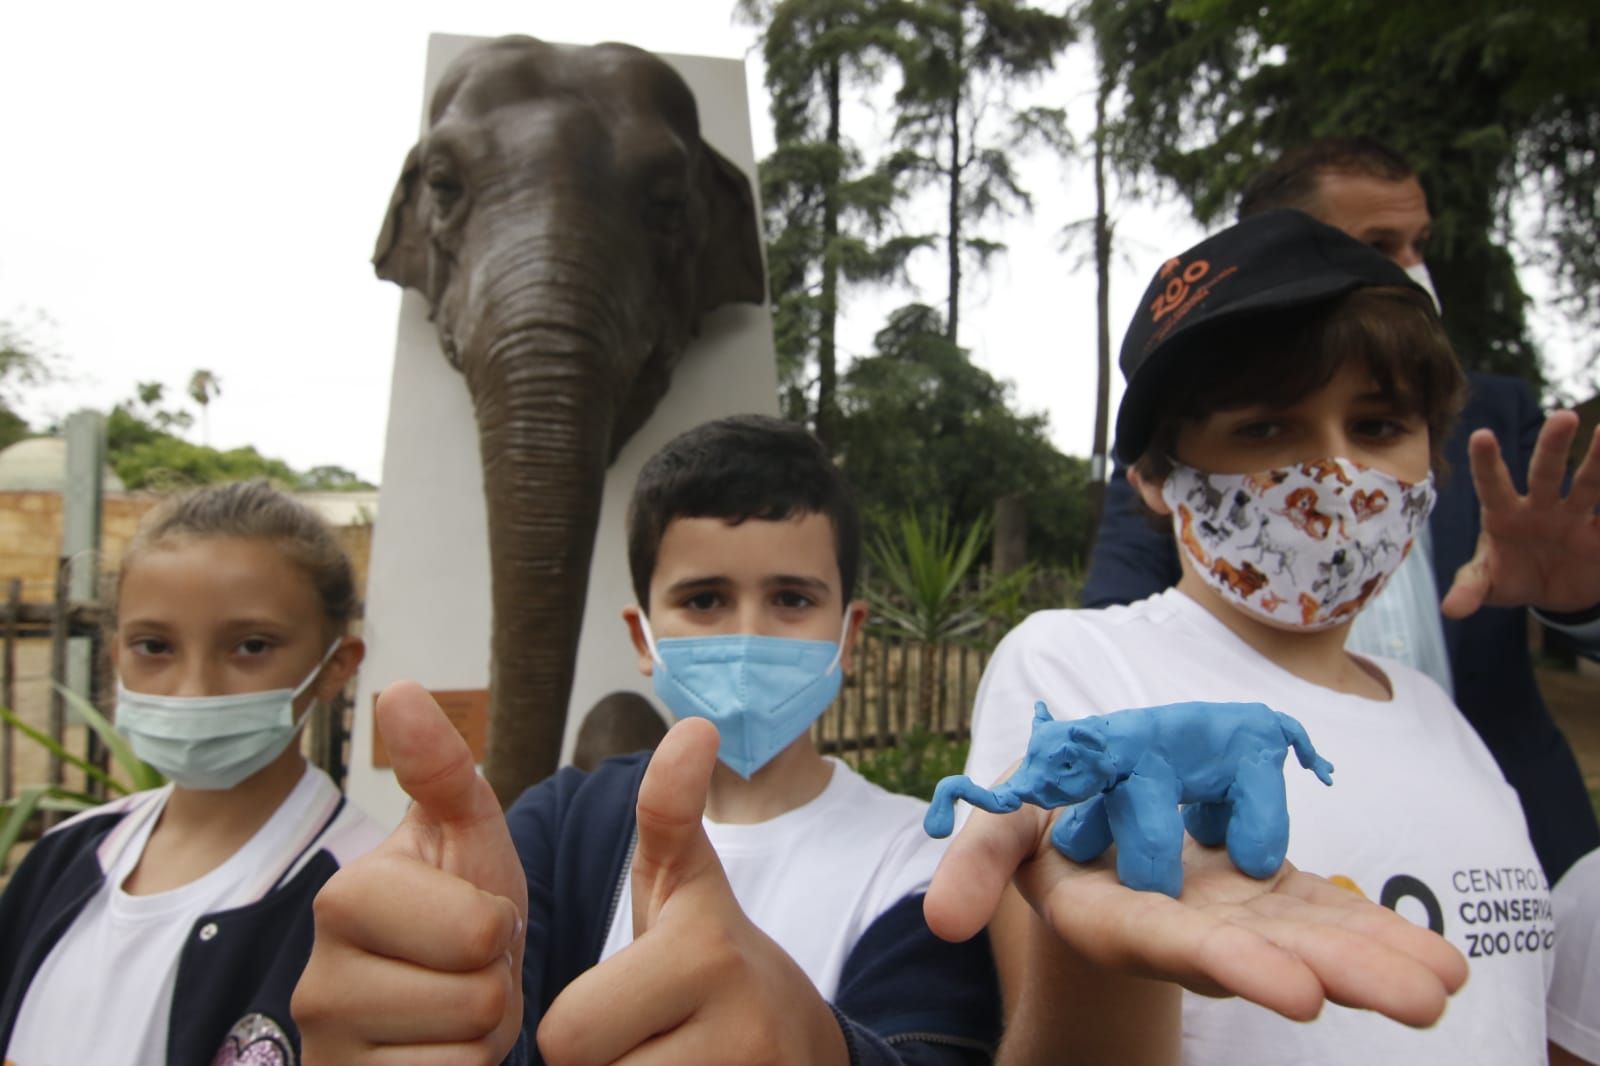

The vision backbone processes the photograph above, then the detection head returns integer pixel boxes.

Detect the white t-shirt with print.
[8,765,357,1066]
[964,589,1549,1066]
[601,757,946,1000]
[1549,847,1600,1062]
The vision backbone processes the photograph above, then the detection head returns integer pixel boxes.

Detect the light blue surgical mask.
[640,614,849,779]
[115,639,343,790]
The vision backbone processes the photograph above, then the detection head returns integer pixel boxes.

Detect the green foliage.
[187,369,221,409]
[854,728,970,799]
[866,507,1035,736]
[888,0,1076,342]
[866,508,1000,644]
[0,690,163,866]
[54,685,166,794]
[299,465,377,492]
[0,332,372,491]
[104,382,373,492]
[0,316,61,450]
[837,303,1095,568]
[107,403,300,491]
[1085,0,1600,387]
[129,380,194,434]
[188,369,222,444]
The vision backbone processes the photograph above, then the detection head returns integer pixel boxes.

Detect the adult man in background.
[1083,136,1600,883]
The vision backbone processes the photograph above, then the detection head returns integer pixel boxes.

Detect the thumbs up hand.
[536,718,848,1066]
[293,682,529,1063]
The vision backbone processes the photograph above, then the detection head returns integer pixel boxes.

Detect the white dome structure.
[0,437,126,493]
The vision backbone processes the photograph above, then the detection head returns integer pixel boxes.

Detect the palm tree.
[187,369,221,444]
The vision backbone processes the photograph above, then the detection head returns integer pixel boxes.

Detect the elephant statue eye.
[642,174,688,235]
[645,195,687,234]
[426,170,465,218]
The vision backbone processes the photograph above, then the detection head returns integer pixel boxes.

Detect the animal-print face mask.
[1161,457,1436,630]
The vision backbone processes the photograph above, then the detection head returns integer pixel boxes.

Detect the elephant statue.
[925,701,1335,896]
[373,35,765,804]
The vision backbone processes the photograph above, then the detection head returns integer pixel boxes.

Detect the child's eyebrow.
[117,616,175,631]
[663,576,731,596]
[765,575,833,596]
[215,616,296,631]
[1354,387,1410,406]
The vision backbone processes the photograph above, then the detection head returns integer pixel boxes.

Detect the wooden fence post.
[2,578,18,801]
[883,630,896,745]
[47,559,69,789]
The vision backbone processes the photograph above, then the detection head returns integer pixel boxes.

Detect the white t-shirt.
[8,765,373,1066]
[965,590,1549,1066]
[1549,847,1600,1062]
[600,757,946,999]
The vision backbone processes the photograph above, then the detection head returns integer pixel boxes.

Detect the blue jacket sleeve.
[498,766,595,1066]
[830,895,1000,1066]
[1081,463,1181,609]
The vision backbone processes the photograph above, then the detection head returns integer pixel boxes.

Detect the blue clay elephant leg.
[1181,801,1231,847]
[1105,775,1185,897]
[1225,754,1291,879]
[1050,796,1112,863]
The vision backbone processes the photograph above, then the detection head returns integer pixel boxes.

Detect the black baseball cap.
[1112,209,1424,465]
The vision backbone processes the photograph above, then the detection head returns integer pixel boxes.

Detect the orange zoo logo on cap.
[1150,257,1213,322]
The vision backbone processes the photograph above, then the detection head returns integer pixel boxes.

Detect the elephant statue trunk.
[374,35,764,804]
[469,333,615,805]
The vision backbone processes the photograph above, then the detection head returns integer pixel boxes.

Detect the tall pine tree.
[888,0,1075,344]
[739,0,924,449]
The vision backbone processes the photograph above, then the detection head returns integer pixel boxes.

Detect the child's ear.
[621,605,655,677]
[315,636,366,702]
[1128,467,1172,517]
[840,600,869,673]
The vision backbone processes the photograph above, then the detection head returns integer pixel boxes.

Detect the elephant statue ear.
[692,142,766,315]
[373,143,429,294]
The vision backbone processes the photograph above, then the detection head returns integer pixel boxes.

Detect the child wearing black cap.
[925,210,1550,1064]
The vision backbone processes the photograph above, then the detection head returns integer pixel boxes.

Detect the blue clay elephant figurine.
[925,701,1335,897]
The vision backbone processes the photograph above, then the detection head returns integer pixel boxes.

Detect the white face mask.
[115,639,343,790]
[1163,457,1436,631]
[1403,261,1441,313]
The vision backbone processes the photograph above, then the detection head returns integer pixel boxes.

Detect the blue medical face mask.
[115,639,343,791]
[640,613,850,779]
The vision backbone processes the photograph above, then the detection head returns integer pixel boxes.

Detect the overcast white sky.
[0,2,1586,484]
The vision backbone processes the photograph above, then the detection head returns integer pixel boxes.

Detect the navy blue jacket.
[0,790,366,1065]
[500,753,1001,1066]
[1083,372,1600,883]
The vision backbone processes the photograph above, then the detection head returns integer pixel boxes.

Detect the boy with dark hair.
[930,211,1556,1064]
[292,413,1001,1064]
[1086,135,1600,885]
